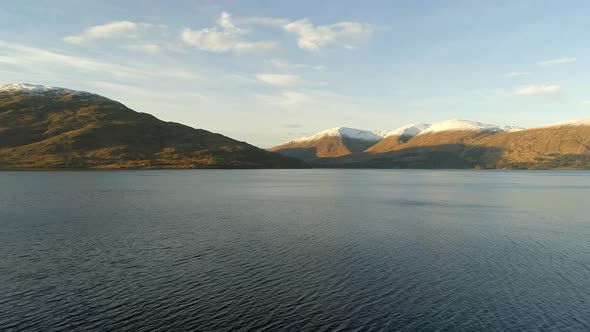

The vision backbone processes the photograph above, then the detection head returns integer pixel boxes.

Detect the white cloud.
[63,22,172,54]
[125,43,161,54]
[63,21,138,44]
[538,57,576,67]
[256,74,300,86]
[181,12,278,54]
[283,19,373,51]
[240,15,374,51]
[504,71,530,78]
[513,85,561,96]
[217,12,236,30]
[239,17,291,27]
[181,28,277,53]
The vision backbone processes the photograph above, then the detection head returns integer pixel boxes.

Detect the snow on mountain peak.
[286,120,525,144]
[0,83,92,96]
[383,123,432,138]
[291,127,385,143]
[417,119,519,135]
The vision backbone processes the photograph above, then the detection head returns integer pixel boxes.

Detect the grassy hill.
[0,87,307,169]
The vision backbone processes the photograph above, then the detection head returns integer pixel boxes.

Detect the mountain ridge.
[270,119,590,169]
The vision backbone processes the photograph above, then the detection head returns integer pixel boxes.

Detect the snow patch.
[417,120,521,135]
[383,123,431,138]
[286,120,525,144]
[0,83,94,97]
[291,127,385,143]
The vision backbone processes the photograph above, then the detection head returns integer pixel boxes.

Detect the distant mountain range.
[270,120,590,169]
[2,83,588,170]
[0,84,307,169]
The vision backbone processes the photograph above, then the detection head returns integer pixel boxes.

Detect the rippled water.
[1,170,589,331]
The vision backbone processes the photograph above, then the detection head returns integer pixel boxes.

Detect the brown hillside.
[475,125,590,163]
[0,89,307,169]
[364,135,406,153]
[269,136,378,160]
[323,126,590,169]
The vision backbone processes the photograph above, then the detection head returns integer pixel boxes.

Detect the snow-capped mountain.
[271,118,589,168]
[0,83,94,97]
[3,83,588,169]
[269,127,393,159]
[272,120,523,159]
[290,127,386,143]
[365,123,431,153]
[383,123,432,138]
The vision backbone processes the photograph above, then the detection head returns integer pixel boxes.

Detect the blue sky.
[1,0,589,147]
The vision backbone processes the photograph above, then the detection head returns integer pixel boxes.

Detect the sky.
[1,0,589,147]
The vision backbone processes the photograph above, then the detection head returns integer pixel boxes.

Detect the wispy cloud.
[125,43,162,54]
[538,57,576,67]
[256,90,310,105]
[63,13,374,55]
[513,85,561,96]
[284,19,374,51]
[63,21,139,44]
[239,17,290,27]
[0,40,200,81]
[240,14,374,51]
[63,21,172,55]
[266,58,325,70]
[258,87,369,107]
[84,80,151,96]
[504,71,530,78]
[84,80,208,101]
[181,12,278,54]
[256,74,300,86]
[1,40,143,79]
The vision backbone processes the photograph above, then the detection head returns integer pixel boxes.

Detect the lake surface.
[1,170,589,331]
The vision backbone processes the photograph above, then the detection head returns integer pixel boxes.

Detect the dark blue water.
[1,170,589,331]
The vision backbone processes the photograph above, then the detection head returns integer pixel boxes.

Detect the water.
[1,170,589,331]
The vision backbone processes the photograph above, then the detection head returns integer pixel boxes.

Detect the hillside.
[0,84,307,169]
[271,120,590,169]
[365,123,431,153]
[268,127,386,159]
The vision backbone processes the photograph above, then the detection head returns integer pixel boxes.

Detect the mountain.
[0,84,307,169]
[365,123,431,153]
[472,120,590,168]
[271,119,590,169]
[268,127,387,160]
